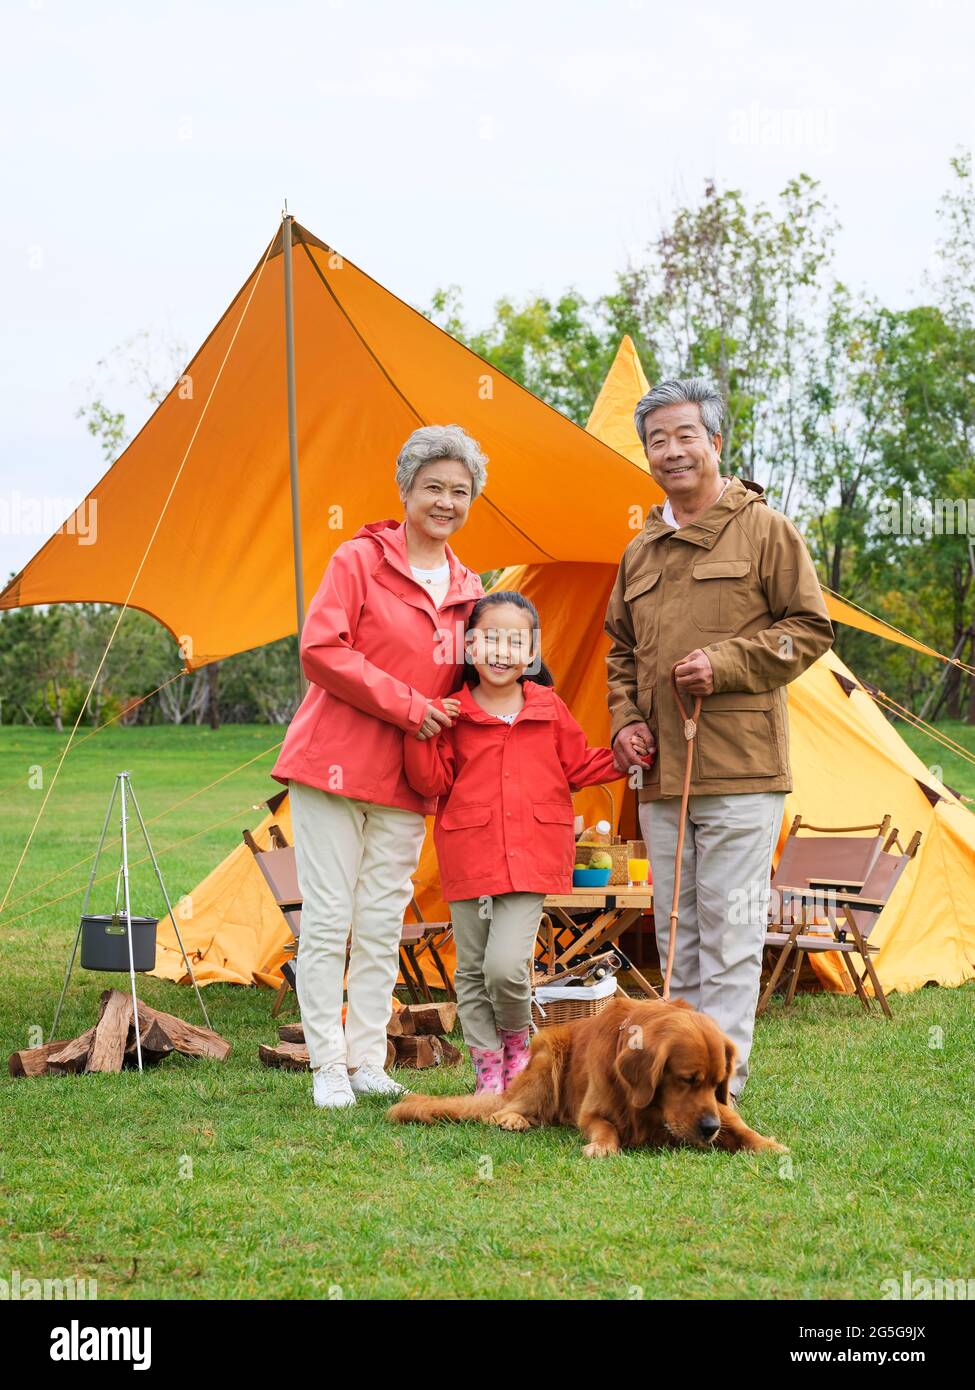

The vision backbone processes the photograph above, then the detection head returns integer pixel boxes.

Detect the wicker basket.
[531,977,618,1030]
[573,785,628,885]
[573,839,629,886]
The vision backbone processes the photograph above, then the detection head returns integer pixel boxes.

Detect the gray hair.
[396,424,488,500]
[634,377,724,448]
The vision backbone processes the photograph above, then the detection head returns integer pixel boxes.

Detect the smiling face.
[465,601,537,691]
[642,401,722,503]
[403,458,473,542]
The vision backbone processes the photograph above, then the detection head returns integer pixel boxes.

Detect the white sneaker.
[312,1062,356,1109]
[349,1062,410,1098]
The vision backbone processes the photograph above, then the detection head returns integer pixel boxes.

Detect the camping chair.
[758,827,921,1018]
[242,827,456,1013]
[243,827,302,1017]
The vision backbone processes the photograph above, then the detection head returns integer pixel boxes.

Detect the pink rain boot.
[469,1045,505,1095]
[499,1027,531,1089]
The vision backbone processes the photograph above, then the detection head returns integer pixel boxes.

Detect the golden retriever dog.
[388,997,787,1157]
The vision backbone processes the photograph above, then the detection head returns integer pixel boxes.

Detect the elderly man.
[605,378,833,1100]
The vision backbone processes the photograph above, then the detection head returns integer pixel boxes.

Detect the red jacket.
[271,519,484,814]
[402,681,621,901]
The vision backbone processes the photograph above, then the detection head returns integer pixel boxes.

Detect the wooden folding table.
[538,885,657,998]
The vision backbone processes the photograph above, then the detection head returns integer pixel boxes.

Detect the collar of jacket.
[456,679,558,724]
[641,476,766,550]
[357,518,483,609]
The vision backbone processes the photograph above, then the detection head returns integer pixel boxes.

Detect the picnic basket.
[574,787,628,885]
[531,974,618,1030]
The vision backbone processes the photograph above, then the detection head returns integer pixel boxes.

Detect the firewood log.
[113,992,231,1061]
[86,990,133,1072]
[8,1039,75,1077]
[124,1015,175,1066]
[399,1002,457,1035]
[46,1027,97,1074]
[276,1022,305,1044]
[393,1034,445,1068]
[259,1041,310,1070]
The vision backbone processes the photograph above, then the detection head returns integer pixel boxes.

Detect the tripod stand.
[50,771,211,1070]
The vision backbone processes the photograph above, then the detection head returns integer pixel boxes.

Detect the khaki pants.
[289,781,427,1071]
[639,791,786,1097]
[450,893,545,1050]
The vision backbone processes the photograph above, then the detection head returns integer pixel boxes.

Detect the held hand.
[613,721,656,775]
[673,649,714,697]
[415,701,458,740]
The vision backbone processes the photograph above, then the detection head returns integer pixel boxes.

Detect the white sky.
[2,0,973,577]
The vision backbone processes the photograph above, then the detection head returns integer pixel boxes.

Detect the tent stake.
[282,210,306,704]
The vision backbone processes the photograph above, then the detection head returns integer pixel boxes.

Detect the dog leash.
[663,665,702,1001]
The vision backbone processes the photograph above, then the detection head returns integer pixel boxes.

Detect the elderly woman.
[271,424,486,1108]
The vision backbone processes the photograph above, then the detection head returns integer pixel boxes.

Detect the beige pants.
[450,893,544,1050]
[639,791,786,1097]
[289,781,427,1071]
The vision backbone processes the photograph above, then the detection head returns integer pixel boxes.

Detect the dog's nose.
[698,1114,720,1141]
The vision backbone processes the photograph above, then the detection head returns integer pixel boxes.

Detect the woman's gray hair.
[396,424,488,500]
[634,378,725,447]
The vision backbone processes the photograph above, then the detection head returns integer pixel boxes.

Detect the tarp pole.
[282,211,307,701]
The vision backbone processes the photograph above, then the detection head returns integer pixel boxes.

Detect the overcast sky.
[2,0,973,577]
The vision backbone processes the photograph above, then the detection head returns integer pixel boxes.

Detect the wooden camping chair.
[243,826,302,1017]
[242,827,456,1014]
[758,826,921,1018]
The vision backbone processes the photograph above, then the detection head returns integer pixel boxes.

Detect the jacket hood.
[354,518,483,600]
[643,475,766,548]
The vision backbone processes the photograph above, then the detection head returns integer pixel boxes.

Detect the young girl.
[403,591,622,1093]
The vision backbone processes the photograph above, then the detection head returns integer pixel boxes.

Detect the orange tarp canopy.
[0,229,947,666]
[1,224,656,664]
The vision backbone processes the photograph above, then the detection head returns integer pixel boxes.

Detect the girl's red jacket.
[403,680,621,902]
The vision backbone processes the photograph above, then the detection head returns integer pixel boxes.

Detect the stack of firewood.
[8,988,231,1077]
[259,1001,461,1071]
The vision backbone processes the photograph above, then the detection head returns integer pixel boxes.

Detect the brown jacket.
[604,476,833,801]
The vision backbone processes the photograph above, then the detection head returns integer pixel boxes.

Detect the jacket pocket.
[690,558,751,634]
[531,802,575,826]
[697,692,779,779]
[624,570,663,662]
[440,803,493,831]
[623,570,662,604]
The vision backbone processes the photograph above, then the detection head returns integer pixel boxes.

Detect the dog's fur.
[388,997,787,1157]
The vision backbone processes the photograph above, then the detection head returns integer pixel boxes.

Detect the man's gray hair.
[396,424,488,499]
[634,377,725,448]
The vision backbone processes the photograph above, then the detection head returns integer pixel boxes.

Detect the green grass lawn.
[1,721,974,1301]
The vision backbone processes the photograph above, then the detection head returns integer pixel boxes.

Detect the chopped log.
[47,1027,97,1074]
[400,1002,457,1035]
[438,1037,462,1066]
[259,1041,310,1071]
[276,1022,305,1044]
[124,1015,175,1066]
[386,1009,415,1037]
[86,991,133,1073]
[386,1038,396,1070]
[121,993,231,1062]
[393,1034,445,1069]
[9,1039,74,1078]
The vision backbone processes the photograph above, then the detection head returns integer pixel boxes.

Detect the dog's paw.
[491,1111,531,1131]
[752,1134,789,1154]
[582,1140,619,1159]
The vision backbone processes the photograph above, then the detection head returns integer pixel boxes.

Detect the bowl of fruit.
[572,849,613,888]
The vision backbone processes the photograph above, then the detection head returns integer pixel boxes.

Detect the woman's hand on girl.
[415,699,460,740]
